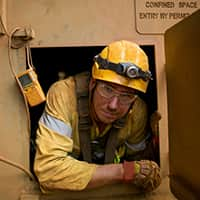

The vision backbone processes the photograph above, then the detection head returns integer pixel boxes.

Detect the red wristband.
[123,161,135,183]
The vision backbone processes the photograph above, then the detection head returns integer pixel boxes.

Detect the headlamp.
[94,55,152,81]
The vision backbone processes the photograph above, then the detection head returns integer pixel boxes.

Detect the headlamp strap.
[94,55,123,73]
[94,55,152,81]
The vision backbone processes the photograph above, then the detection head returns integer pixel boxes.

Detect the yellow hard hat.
[92,40,152,93]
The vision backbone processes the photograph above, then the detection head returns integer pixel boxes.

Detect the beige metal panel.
[153,37,169,179]
[7,0,137,47]
[0,35,33,199]
[135,0,200,34]
[0,0,7,35]
[165,10,200,199]
[20,177,176,200]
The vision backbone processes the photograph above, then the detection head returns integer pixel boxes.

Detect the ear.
[89,78,97,91]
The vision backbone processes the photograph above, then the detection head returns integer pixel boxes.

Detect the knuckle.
[134,160,161,192]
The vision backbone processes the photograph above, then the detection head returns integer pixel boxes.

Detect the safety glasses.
[96,82,137,105]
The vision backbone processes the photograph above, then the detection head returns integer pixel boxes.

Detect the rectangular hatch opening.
[29,45,159,176]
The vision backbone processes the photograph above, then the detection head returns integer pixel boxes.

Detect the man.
[34,40,161,193]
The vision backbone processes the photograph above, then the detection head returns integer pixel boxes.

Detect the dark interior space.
[29,45,158,170]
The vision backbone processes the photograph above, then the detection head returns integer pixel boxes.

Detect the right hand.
[123,160,161,192]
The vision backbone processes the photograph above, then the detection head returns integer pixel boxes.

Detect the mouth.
[101,110,117,121]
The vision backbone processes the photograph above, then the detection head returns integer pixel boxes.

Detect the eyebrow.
[104,83,135,95]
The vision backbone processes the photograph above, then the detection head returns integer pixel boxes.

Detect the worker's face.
[91,80,137,124]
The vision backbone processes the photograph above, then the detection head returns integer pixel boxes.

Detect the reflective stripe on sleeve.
[39,112,72,138]
[125,134,150,151]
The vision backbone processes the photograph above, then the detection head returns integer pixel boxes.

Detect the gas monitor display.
[17,68,46,106]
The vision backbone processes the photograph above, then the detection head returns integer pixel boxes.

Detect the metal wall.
[165,10,200,199]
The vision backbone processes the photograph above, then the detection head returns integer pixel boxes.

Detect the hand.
[123,160,161,192]
[150,111,161,134]
[150,111,161,147]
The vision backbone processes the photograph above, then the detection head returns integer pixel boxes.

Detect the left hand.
[150,111,161,147]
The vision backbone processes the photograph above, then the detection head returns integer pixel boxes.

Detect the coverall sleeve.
[34,78,97,192]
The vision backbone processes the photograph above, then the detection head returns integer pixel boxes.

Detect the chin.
[97,111,118,124]
[100,116,116,124]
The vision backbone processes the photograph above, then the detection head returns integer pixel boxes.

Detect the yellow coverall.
[34,75,148,192]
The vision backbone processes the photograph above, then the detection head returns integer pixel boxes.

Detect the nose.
[108,96,119,110]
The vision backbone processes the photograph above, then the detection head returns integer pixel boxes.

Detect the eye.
[120,93,134,101]
[104,85,114,93]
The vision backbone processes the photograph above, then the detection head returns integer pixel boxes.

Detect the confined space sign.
[135,0,200,34]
